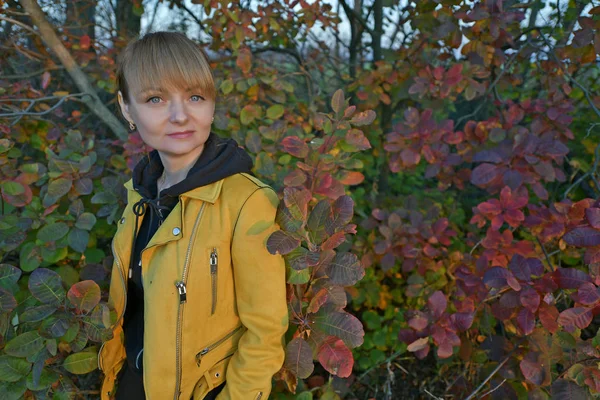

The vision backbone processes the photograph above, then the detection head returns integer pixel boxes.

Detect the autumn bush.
[1,0,600,399]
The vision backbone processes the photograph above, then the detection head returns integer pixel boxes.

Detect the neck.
[158,145,205,187]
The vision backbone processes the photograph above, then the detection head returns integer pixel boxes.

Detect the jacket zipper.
[210,248,218,315]
[173,202,206,400]
[195,325,244,367]
[99,241,128,372]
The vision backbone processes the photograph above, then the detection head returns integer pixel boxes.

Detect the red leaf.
[471,163,500,186]
[236,48,252,74]
[517,307,535,335]
[408,312,429,331]
[80,35,91,50]
[284,170,307,187]
[317,337,353,377]
[552,267,593,289]
[284,187,311,220]
[558,307,593,330]
[41,71,51,89]
[400,148,421,167]
[320,231,346,251]
[563,227,600,247]
[281,136,309,158]
[575,282,600,305]
[584,246,600,265]
[520,287,541,313]
[345,129,371,151]
[520,353,545,386]
[338,171,365,185]
[428,291,447,320]
[538,304,559,333]
[331,89,345,114]
[585,208,600,229]
[307,288,329,314]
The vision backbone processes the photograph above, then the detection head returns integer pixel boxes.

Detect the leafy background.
[1,0,600,399]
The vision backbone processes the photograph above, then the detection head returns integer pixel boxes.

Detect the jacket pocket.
[210,247,218,315]
[195,325,244,368]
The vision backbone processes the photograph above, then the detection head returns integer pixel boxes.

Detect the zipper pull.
[210,248,218,274]
[195,347,209,366]
[128,268,132,279]
[175,281,187,303]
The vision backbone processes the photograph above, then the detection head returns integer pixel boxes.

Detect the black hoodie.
[122,133,253,379]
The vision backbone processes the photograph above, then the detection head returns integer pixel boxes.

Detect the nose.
[169,100,188,124]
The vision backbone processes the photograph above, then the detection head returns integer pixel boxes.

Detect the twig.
[464,355,511,400]
[478,379,506,398]
[536,237,555,272]
[0,65,64,80]
[563,140,600,199]
[357,349,407,382]
[0,93,91,126]
[0,16,39,36]
[424,388,444,400]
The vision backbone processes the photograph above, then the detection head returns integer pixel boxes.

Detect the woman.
[97,31,288,400]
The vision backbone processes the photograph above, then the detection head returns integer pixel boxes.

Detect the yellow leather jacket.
[98,173,288,399]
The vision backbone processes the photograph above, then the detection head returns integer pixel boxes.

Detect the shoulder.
[221,173,279,210]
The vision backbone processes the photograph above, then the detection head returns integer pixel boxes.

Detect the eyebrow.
[138,86,205,95]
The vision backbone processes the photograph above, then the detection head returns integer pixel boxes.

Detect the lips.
[167,130,195,139]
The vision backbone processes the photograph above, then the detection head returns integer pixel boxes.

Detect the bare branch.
[0,93,91,125]
[0,65,64,80]
[19,0,128,140]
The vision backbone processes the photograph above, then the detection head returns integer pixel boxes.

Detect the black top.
[122,132,253,379]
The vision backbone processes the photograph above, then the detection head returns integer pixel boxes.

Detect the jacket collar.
[124,179,224,204]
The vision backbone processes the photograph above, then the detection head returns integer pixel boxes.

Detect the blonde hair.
[116,31,216,103]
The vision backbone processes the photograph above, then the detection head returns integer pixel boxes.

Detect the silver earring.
[211,116,214,123]
[129,121,135,130]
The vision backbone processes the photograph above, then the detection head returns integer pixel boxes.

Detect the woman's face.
[118,84,215,160]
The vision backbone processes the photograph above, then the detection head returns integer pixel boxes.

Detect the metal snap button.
[173,227,181,236]
[215,372,220,378]
[120,217,125,224]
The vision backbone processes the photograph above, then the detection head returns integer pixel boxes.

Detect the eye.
[190,95,204,102]
[147,96,162,104]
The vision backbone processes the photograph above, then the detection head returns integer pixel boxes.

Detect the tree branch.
[339,0,373,35]
[19,0,128,140]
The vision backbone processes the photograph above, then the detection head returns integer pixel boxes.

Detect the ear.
[117,91,133,124]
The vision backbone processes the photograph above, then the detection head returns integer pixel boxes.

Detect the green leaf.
[312,310,364,348]
[44,178,72,206]
[285,247,320,271]
[19,242,42,272]
[62,352,98,375]
[0,356,31,382]
[28,268,65,306]
[41,316,70,338]
[220,79,234,94]
[20,305,57,323]
[331,89,345,114]
[287,265,310,284]
[67,280,100,313]
[37,222,69,243]
[0,379,27,400]
[75,212,96,231]
[2,181,24,196]
[266,104,285,120]
[5,331,44,358]
[68,228,89,253]
[307,200,332,244]
[0,264,21,290]
[26,367,59,391]
[0,288,17,312]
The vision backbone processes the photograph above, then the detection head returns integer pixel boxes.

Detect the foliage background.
[1,0,600,399]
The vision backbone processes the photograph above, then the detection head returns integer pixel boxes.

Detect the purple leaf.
[520,287,541,313]
[428,291,447,320]
[517,308,535,335]
[575,282,600,305]
[563,227,600,247]
[483,266,511,288]
[266,230,301,255]
[284,337,314,379]
[552,267,593,289]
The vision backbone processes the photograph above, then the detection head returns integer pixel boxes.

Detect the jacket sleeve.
[216,187,288,400]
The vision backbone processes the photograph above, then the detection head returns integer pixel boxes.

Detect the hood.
[132,132,253,204]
